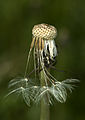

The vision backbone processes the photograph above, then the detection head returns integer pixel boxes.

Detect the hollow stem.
[40,70,50,120]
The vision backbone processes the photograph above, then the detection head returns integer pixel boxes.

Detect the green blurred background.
[0,0,85,120]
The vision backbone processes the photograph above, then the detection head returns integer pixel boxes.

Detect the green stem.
[40,70,50,120]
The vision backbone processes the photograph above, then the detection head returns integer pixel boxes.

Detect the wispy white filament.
[44,40,58,59]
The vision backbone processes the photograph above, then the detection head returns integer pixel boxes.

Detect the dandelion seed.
[8,77,28,88]
[5,87,23,98]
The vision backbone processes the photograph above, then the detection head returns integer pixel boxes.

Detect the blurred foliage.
[0,0,85,120]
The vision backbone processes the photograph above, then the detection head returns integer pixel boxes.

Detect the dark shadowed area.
[0,0,85,120]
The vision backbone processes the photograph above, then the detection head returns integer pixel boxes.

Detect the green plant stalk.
[40,70,50,120]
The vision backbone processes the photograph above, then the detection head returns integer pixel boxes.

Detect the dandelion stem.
[40,70,50,120]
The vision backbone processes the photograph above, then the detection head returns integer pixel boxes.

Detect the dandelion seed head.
[7,23,79,106]
[32,23,57,40]
[31,23,58,67]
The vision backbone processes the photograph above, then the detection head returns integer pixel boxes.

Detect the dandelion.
[24,23,58,77]
[7,23,79,120]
